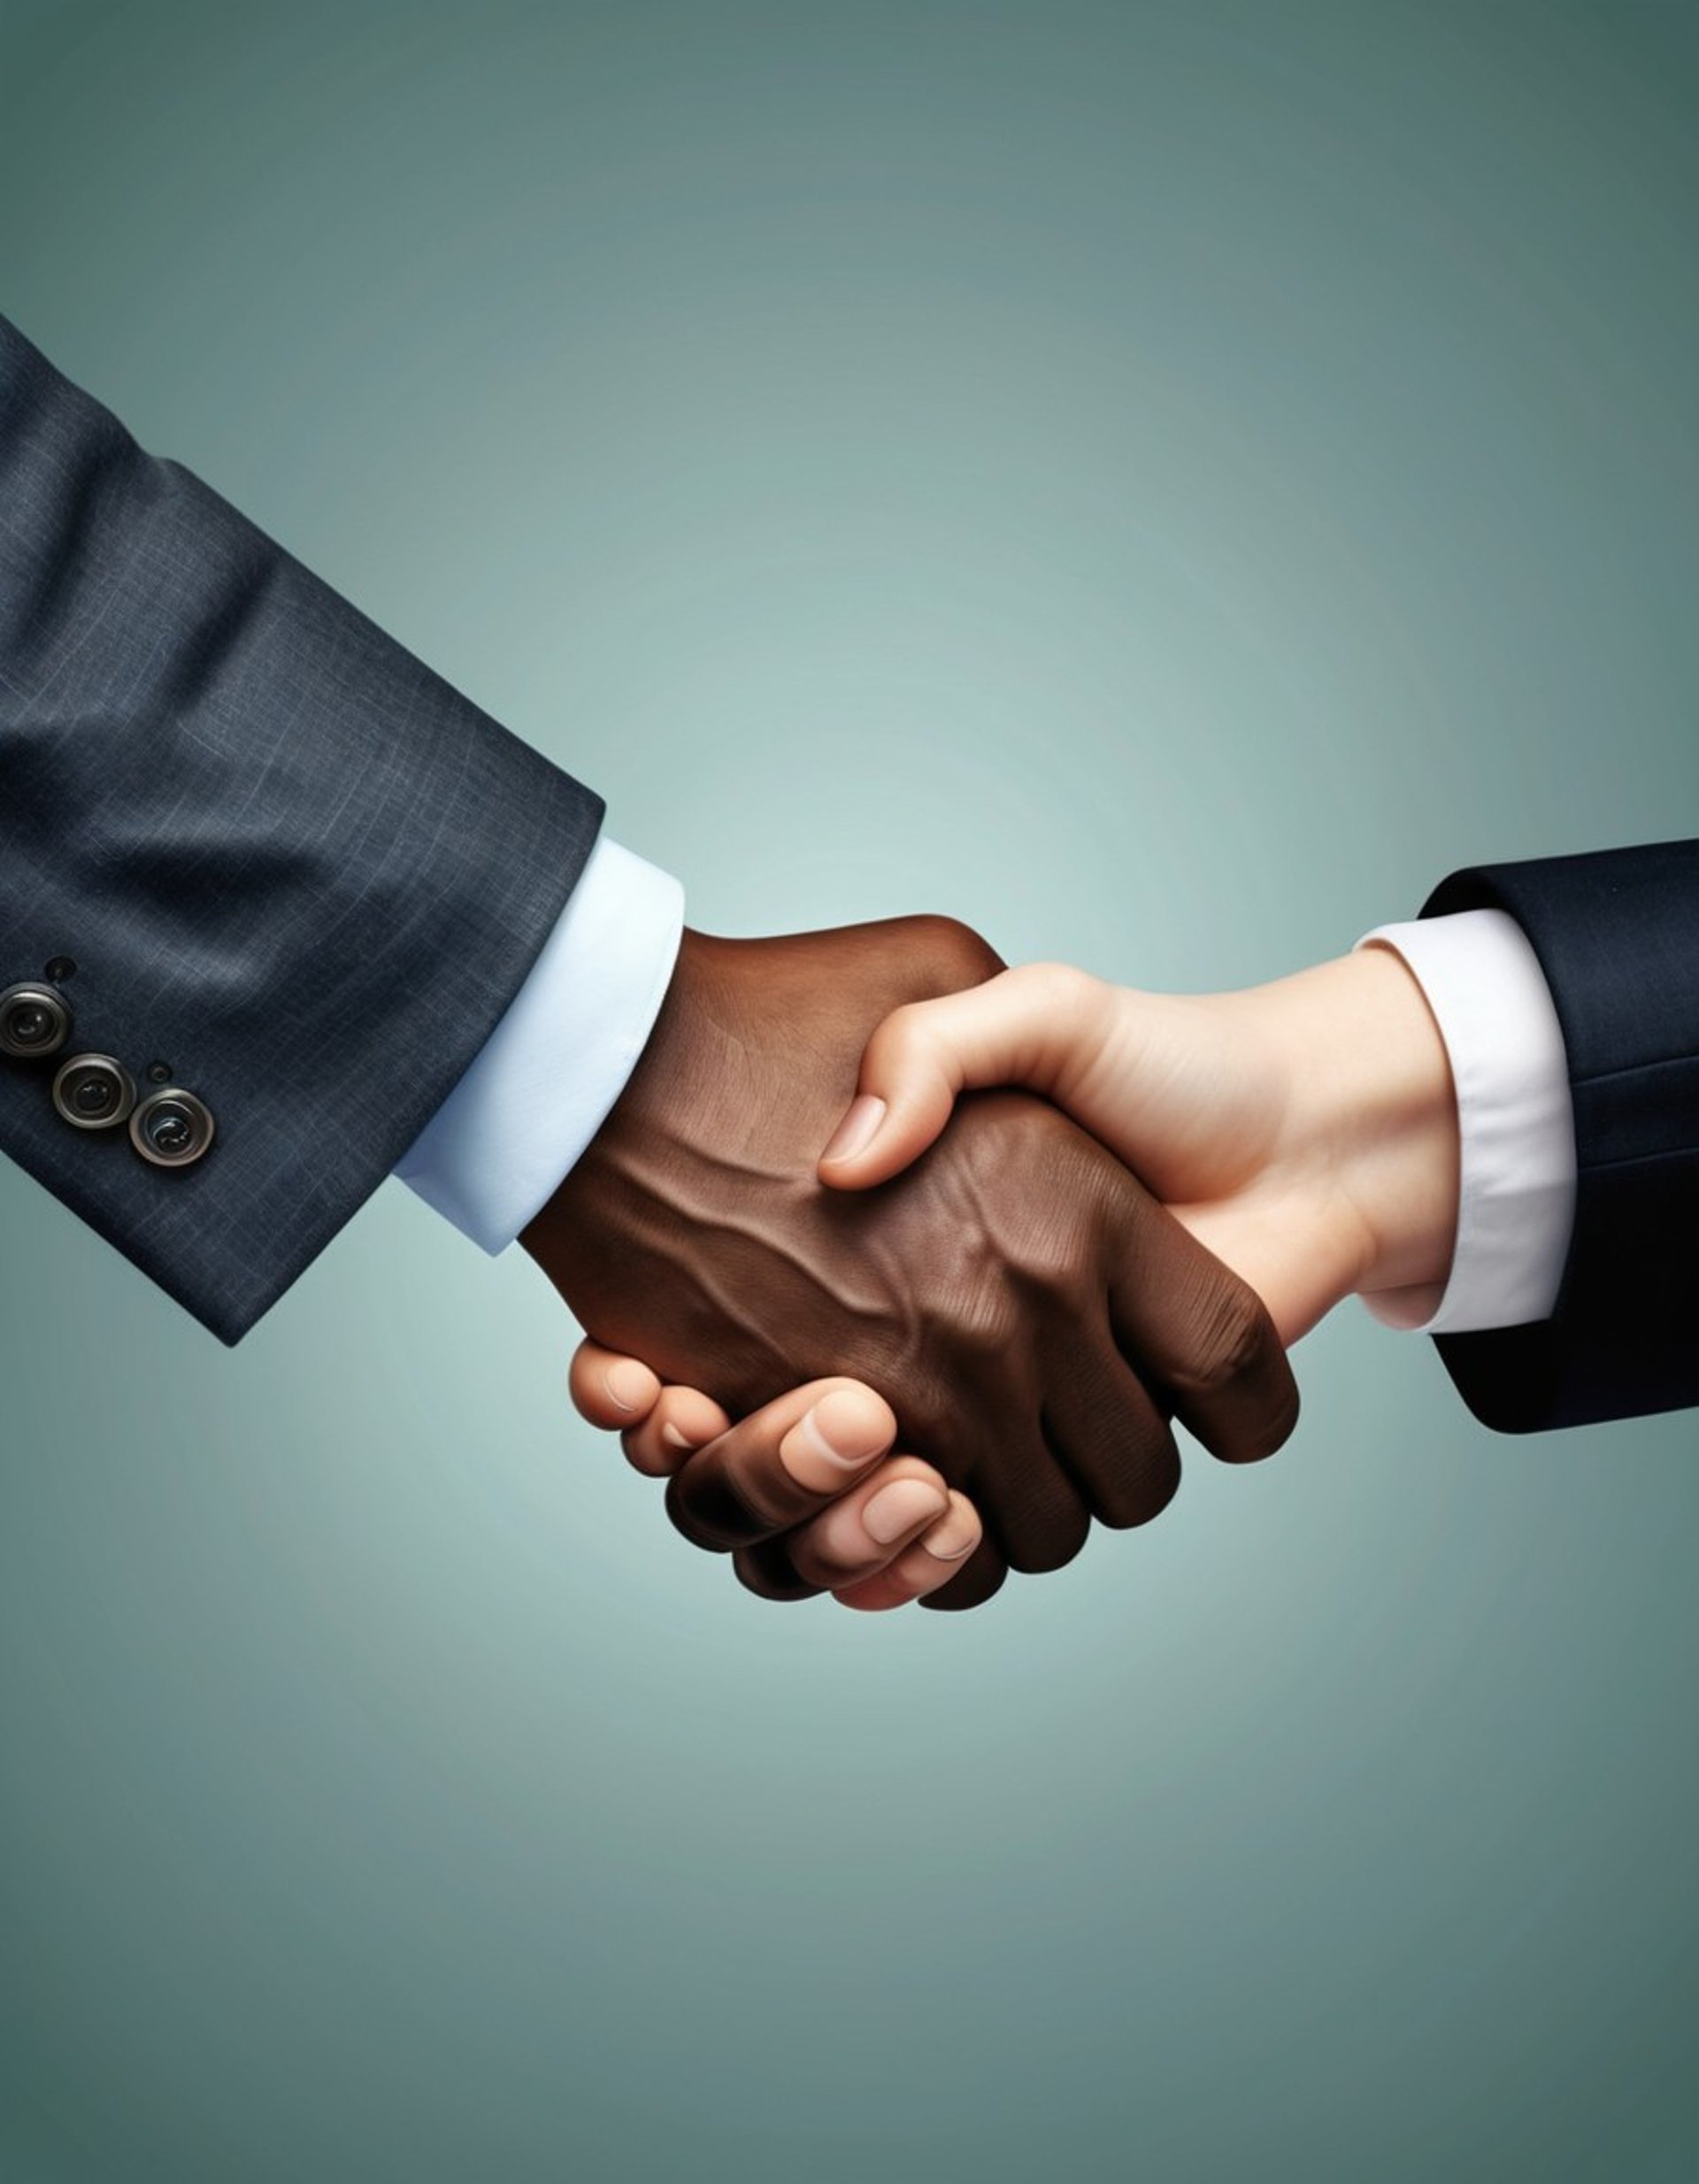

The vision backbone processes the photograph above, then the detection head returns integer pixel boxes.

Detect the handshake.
[1,318,1678,1568]
[525,913,1461,1611]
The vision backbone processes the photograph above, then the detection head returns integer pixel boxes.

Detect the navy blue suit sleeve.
[0,315,604,1342]
[1421,839,1699,1431]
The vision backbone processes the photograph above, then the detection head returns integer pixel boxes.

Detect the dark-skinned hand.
[522,916,1298,1608]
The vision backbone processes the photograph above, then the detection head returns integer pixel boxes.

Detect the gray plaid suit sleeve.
[0,313,604,1342]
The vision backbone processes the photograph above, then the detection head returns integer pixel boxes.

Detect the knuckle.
[1013,1225,1091,1300]
[1170,1280,1274,1396]
[896,913,1005,994]
[1000,1195,1098,1302]
[962,1274,1019,1342]
[1021,961,1094,1023]
[865,1003,942,1088]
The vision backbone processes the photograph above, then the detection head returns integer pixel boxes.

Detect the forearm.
[0,312,603,1340]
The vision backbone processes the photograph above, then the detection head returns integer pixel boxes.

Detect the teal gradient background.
[3,4,1696,2178]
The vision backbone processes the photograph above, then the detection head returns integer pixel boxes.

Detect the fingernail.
[821,1094,886,1165]
[660,1421,694,1450]
[603,1359,650,1414]
[864,1479,948,1545]
[923,1506,979,1562]
[781,1389,887,1478]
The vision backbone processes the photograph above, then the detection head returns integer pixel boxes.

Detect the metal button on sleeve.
[129,1088,216,1169]
[0,982,73,1060]
[52,1053,137,1129]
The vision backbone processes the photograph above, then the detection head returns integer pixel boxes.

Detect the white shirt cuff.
[1355,908,1577,1335]
[394,836,684,1252]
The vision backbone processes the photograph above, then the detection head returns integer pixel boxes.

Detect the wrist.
[1252,947,1459,1310]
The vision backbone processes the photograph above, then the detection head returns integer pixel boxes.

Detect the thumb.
[818,965,1103,1189]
